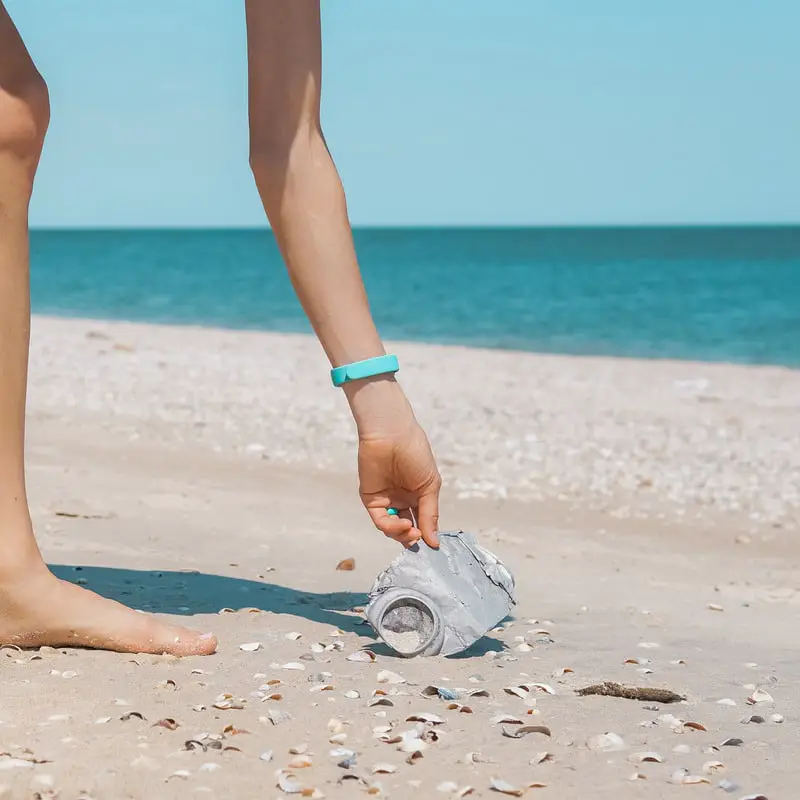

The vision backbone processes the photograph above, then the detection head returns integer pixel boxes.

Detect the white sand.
[1,315,797,798]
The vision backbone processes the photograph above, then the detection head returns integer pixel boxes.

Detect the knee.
[0,71,50,165]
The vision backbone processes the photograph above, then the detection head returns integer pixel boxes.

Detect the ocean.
[30,227,800,367]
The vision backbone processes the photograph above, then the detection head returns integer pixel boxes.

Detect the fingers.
[416,488,441,549]
[366,505,418,547]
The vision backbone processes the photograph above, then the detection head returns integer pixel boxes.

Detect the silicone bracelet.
[330,354,399,387]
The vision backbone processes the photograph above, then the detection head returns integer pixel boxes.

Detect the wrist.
[343,375,414,439]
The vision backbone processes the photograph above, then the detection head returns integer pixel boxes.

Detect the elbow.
[248,120,327,199]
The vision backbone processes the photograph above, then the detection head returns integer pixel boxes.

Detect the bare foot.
[0,563,217,655]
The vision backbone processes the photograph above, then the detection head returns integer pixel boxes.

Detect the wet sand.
[2,316,798,798]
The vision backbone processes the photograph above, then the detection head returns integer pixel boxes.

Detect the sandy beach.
[2,315,798,799]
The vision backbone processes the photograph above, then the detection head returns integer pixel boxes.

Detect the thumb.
[416,488,441,549]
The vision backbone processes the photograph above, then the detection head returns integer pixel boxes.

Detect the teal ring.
[386,507,399,516]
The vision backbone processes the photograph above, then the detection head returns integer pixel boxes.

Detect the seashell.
[95,717,112,724]
[288,756,312,769]
[289,744,308,755]
[282,662,305,671]
[586,732,626,752]
[260,751,273,762]
[267,709,292,726]
[154,718,179,731]
[720,738,744,747]
[490,714,524,726]
[310,684,335,693]
[717,698,737,706]
[285,632,302,641]
[329,747,354,759]
[329,733,348,745]
[343,690,361,699]
[276,770,303,794]
[239,642,261,652]
[327,718,345,734]
[168,770,191,780]
[551,667,574,677]
[702,761,725,774]
[336,558,356,571]
[406,712,445,725]
[488,777,546,796]
[770,713,784,723]
[531,752,554,764]
[372,763,397,774]
[628,752,663,763]
[742,715,765,724]
[502,725,551,739]
[527,683,556,695]
[437,782,459,793]
[746,689,774,705]
[503,686,529,700]
[377,670,405,685]
[422,685,460,701]
[347,651,376,663]
[683,722,707,732]
[370,699,394,708]
[462,752,495,764]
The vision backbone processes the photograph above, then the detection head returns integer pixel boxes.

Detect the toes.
[140,618,218,656]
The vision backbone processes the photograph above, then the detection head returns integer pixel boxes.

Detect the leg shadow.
[49,563,372,637]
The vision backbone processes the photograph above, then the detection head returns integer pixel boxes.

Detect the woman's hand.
[345,376,441,549]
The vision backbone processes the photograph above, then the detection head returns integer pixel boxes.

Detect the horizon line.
[29,222,800,233]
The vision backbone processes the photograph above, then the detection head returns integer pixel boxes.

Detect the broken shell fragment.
[628,752,663,763]
[276,770,303,794]
[586,732,626,752]
[406,712,445,725]
[239,642,262,652]
[702,761,725,774]
[683,721,708,732]
[267,709,292,726]
[746,689,774,705]
[422,685,460,702]
[488,777,546,796]
[376,670,405,685]
[490,714,524,726]
[347,651,376,663]
[502,725,552,740]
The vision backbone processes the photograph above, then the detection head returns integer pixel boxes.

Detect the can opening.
[378,596,436,656]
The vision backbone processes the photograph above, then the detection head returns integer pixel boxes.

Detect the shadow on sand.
[49,563,371,636]
[49,563,508,658]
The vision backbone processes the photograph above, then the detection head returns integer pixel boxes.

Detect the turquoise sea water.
[30,227,800,367]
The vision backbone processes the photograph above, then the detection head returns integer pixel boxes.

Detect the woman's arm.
[245,0,440,546]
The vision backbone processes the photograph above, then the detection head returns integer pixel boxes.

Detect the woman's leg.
[0,4,215,654]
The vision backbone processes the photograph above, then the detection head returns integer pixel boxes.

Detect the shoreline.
[28,315,800,534]
[30,312,800,372]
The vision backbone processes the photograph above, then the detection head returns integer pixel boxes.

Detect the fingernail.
[200,632,215,640]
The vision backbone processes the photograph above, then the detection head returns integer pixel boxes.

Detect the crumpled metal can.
[365,531,516,657]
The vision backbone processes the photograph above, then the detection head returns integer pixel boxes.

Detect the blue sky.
[8,1,800,227]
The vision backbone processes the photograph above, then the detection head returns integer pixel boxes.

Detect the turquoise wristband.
[331,354,399,387]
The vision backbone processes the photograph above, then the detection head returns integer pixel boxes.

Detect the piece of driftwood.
[576,681,685,704]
